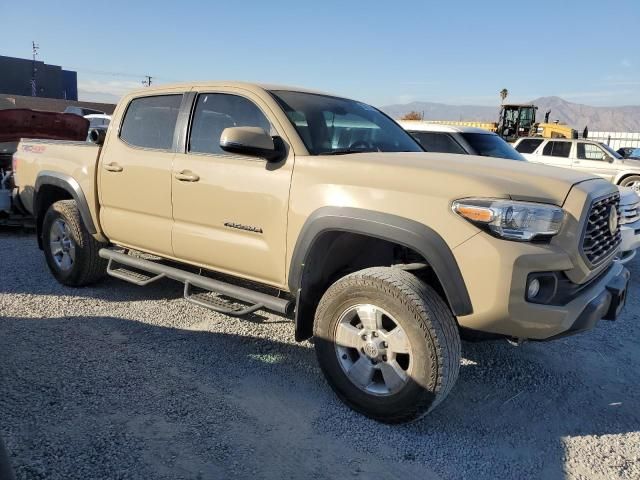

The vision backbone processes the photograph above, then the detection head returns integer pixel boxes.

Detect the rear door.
[530,140,573,169]
[99,92,184,256]
[572,142,618,181]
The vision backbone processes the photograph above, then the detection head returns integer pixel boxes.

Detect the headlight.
[452,198,564,241]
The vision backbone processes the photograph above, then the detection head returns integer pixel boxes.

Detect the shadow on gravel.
[1,312,639,479]
[0,229,289,324]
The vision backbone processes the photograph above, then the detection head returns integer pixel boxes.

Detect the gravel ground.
[1,228,639,480]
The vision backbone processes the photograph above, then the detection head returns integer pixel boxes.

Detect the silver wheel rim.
[334,304,413,396]
[49,219,76,271]
[626,180,640,193]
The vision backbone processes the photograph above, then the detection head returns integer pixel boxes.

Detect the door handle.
[174,170,200,182]
[104,162,123,172]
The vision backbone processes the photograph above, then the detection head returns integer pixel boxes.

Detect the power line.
[63,65,179,83]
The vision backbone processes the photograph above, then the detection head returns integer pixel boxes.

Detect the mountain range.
[381,96,640,132]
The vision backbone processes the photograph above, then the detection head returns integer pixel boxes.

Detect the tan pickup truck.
[12,82,630,423]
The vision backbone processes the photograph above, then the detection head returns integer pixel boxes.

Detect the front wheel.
[619,175,640,193]
[42,200,108,286]
[314,267,461,423]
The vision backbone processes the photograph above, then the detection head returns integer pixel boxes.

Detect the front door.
[572,142,618,181]
[171,90,293,288]
[99,93,184,256]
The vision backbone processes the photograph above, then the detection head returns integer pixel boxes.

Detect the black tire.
[619,175,640,190]
[314,267,461,423]
[42,200,108,286]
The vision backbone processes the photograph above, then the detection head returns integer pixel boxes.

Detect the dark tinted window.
[461,133,525,160]
[410,132,465,154]
[189,94,272,155]
[515,138,543,154]
[542,141,571,158]
[120,95,182,150]
[270,90,422,155]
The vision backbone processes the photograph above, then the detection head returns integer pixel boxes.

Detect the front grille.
[620,201,640,225]
[582,192,622,266]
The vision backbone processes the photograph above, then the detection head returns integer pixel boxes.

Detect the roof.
[516,136,600,144]
[0,93,116,115]
[397,121,495,135]
[125,81,334,99]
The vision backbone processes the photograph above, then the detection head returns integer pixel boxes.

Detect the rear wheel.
[314,267,461,423]
[620,175,640,193]
[42,200,108,286]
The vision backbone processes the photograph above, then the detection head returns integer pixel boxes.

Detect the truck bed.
[13,139,101,220]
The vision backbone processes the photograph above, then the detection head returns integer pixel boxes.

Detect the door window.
[189,94,272,155]
[542,141,571,158]
[120,95,182,150]
[577,143,607,161]
[410,132,466,154]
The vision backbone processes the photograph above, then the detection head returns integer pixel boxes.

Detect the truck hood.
[0,109,89,143]
[329,152,602,206]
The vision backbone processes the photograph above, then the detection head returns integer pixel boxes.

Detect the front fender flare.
[288,207,473,317]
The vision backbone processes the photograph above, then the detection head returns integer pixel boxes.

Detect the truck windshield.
[270,90,423,155]
[461,133,525,161]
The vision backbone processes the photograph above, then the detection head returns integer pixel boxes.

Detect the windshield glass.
[270,90,423,155]
[461,132,525,160]
[599,143,623,159]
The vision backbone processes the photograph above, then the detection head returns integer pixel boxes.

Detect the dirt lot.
[1,228,639,480]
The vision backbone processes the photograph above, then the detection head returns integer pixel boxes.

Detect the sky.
[2,0,639,107]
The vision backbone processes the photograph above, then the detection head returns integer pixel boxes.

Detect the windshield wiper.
[318,148,371,155]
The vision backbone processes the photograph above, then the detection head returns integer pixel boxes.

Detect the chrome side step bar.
[99,249,292,316]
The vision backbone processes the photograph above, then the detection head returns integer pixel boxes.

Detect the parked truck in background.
[11,82,630,422]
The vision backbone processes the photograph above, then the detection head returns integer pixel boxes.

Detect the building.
[0,55,78,100]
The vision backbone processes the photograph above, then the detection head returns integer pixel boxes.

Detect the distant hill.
[381,96,640,132]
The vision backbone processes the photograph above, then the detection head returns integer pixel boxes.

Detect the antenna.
[31,41,40,97]
[142,75,152,87]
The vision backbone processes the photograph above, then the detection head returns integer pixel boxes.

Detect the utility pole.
[142,75,152,87]
[31,41,40,97]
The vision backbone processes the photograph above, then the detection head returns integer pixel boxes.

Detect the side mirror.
[608,156,615,164]
[220,126,283,162]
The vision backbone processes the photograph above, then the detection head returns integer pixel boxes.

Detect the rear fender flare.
[34,171,97,234]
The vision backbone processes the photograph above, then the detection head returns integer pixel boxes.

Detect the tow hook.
[507,337,527,347]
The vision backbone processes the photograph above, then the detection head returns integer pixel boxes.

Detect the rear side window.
[189,93,272,155]
[515,138,543,154]
[120,95,182,150]
[542,141,571,158]
[409,132,466,154]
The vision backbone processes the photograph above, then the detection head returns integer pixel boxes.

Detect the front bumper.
[618,220,640,264]
[453,233,630,340]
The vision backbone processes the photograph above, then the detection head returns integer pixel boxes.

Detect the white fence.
[585,131,640,150]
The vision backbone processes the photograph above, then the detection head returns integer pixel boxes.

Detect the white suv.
[514,137,640,192]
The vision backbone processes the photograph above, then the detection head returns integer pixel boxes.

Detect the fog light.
[527,278,541,299]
